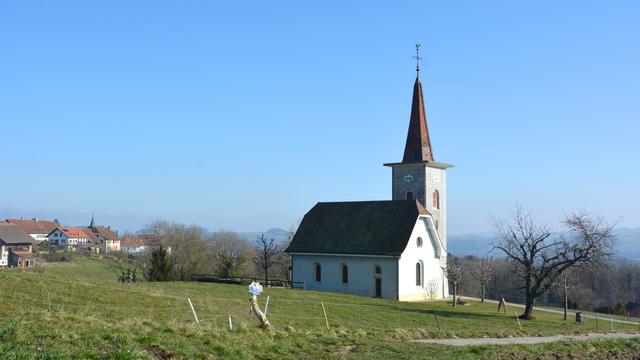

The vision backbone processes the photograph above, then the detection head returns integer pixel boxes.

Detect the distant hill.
[239,228,291,244]
[448,228,640,261]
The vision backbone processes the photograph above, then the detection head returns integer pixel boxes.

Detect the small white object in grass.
[249,282,263,296]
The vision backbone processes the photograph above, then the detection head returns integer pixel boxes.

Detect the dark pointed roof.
[0,223,35,245]
[285,200,428,256]
[402,77,434,163]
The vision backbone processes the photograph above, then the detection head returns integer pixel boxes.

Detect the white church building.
[286,65,454,301]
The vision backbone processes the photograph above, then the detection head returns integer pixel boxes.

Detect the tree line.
[136,220,294,284]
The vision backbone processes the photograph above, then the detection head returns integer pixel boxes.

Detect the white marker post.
[515,312,522,330]
[264,295,270,316]
[228,316,233,331]
[188,298,199,324]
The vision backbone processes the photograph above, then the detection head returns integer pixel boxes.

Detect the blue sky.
[1,1,638,234]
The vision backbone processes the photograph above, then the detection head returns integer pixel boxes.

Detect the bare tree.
[446,259,464,307]
[494,206,615,319]
[614,260,640,303]
[143,220,210,280]
[252,234,282,285]
[472,257,493,302]
[209,230,251,278]
[426,277,440,300]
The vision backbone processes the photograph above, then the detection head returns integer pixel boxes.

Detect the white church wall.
[397,216,447,301]
[291,254,398,299]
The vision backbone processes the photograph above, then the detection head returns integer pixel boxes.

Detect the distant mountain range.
[239,228,291,244]
[448,228,640,261]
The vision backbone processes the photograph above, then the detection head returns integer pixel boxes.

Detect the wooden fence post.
[188,298,199,324]
[432,309,441,331]
[321,302,330,330]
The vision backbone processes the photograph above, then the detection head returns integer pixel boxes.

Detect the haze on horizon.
[1,1,638,235]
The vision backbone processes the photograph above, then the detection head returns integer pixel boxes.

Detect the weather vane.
[413,42,422,77]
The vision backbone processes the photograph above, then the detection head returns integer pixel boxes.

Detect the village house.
[0,223,36,268]
[87,216,121,253]
[47,227,90,250]
[286,64,453,301]
[6,218,59,244]
[120,234,158,254]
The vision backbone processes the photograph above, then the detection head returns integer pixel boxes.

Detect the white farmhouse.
[47,227,89,249]
[286,68,453,301]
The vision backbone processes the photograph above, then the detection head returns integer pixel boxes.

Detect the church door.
[375,278,382,298]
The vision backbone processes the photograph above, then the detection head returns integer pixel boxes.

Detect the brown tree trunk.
[481,284,485,303]
[452,284,457,307]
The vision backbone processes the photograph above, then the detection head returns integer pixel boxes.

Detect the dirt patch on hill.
[146,345,181,360]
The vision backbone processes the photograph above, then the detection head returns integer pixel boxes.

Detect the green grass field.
[0,255,639,359]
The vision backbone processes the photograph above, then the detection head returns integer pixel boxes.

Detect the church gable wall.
[398,217,448,301]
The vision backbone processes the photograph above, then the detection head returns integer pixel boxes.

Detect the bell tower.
[384,45,453,249]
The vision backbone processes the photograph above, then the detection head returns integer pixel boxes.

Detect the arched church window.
[433,190,440,209]
[341,264,349,284]
[374,265,382,274]
[416,237,423,248]
[416,262,423,286]
[315,263,321,282]
[406,191,414,200]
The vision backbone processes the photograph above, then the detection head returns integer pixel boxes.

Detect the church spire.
[402,54,434,163]
[89,213,96,229]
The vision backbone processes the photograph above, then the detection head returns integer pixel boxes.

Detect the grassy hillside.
[0,255,639,359]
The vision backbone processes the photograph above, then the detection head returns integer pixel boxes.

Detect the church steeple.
[89,213,96,229]
[402,76,434,163]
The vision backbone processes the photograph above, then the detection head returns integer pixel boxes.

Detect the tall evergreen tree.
[146,246,174,281]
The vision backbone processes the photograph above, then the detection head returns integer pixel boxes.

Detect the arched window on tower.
[341,264,349,284]
[315,263,322,282]
[416,262,423,287]
[406,191,414,200]
[433,190,440,209]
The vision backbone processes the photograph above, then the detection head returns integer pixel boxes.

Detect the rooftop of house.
[9,249,35,258]
[92,226,119,241]
[120,234,158,248]
[5,218,59,235]
[58,227,89,238]
[80,228,101,244]
[0,223,36,245]
[285,200,429,257]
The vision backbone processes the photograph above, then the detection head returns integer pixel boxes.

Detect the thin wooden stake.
[610,315,614,331]
[515,312,522,330]
[264,295,270,316]
[47,291,51,312]
[596,314,599,331]
[228,316,233,331]
[321,302,330,330]
[187,298,199,324]
[432,309,441,331]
